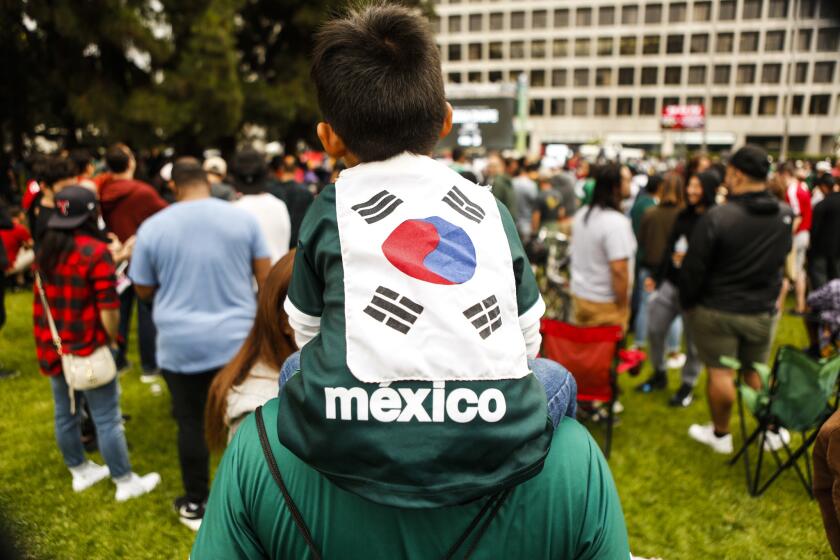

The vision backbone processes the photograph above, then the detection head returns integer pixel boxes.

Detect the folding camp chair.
[729,346,840,497]
[540,319,642,458]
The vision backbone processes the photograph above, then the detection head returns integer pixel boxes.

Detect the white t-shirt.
[234,193,291,264]
[570,205,637,303]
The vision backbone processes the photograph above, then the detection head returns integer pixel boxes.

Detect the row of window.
[434,0,837,33]
[446,61,838,87]
[442,28,839,62]
[525,93,834,118]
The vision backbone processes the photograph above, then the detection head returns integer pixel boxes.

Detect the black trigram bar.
[364,286,424,334]
[442,185,486,224]
[463,295,502,339]
[352,190,403,224]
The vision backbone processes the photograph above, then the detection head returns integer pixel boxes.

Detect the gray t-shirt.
[570,206,637,303]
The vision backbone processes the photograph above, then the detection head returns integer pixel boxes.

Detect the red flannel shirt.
[33,235,119,377]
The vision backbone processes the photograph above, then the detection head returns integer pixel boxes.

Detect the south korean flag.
[335,153,529,384]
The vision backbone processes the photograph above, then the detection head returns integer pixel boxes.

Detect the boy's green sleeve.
[495,198,542,315]
[286,193,329,317]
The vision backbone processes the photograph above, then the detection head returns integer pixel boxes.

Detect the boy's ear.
[439,102,453,139]
[317,122,348,159]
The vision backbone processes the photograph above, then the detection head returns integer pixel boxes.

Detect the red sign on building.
[661,104,706,130]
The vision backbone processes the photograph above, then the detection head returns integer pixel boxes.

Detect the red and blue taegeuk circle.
[381,216,476,285]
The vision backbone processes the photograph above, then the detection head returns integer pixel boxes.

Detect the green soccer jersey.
[281,181,553,508]
[192,398,631,560]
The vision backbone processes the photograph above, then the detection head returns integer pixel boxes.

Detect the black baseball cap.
[48,185,98,230]
[729,145,770,181]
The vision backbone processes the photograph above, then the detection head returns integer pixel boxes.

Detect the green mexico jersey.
[281,178,553,509]
[192,398,631,559]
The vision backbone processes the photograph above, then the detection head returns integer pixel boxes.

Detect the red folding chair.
[540,319,643,458]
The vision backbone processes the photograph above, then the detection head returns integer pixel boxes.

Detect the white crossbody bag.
[36,273,117,412]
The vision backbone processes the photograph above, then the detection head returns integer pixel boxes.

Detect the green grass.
[0,290,832,558]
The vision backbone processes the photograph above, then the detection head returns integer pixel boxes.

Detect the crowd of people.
[1,4,840,558]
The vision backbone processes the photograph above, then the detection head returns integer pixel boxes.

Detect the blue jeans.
[117,289,158,373]
[279,352,577,427]
[49,375,131,478]
[635,267,683,351]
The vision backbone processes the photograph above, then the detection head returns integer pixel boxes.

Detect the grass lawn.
[0,289,832,558]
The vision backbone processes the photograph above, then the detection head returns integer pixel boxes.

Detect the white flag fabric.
[335,153,529,383]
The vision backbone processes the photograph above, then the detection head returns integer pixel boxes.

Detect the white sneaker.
[114,472,161,502]
[763,427,791,452]
[70,461,111,492]
[666,352,687,370]
[140,370,162,384]
[688,423,733,454]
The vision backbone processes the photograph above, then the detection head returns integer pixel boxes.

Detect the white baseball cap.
[203,156,227,177]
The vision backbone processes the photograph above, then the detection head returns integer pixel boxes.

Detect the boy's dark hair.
[69,149,92,175]
[171,157,208,189]
[105,144,132,173]
[311,4,447,162]
[41,155,77,188]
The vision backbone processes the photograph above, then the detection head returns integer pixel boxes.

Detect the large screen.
[437,97,516,151]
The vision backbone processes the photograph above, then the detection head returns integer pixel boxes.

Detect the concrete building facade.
[433,0,840,155]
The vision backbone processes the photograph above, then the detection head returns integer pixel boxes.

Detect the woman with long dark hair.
[569,163,636,329]
[34,186,160,500]
[205,250,298,450]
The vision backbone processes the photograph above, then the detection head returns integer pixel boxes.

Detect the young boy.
[279,5,570,509]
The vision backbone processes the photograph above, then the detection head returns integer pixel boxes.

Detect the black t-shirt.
[266,179,314,249]
[537,189,563,225]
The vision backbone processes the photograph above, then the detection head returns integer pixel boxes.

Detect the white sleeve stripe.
[518,297,546,324]
[284,298,321,349]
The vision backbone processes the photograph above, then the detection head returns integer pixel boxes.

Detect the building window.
[711,96,728,115]
[639,97,657,115]
[740,32,759,53]
[550,98,566,116]
[618,67,635,85]
[794,62,808,83]
[447,72,462,84]
[489,42,503,60]
[743,0,763,19]
[599,6,616,25]
[714,64,731,84]
[617,97,634,116]
[511,11,525,30]
[489,12,504,30]
[489,71,503,83]
[572,98,589,116]
[664,66,682,85]
[765,30,785,52]
[594,98,611,116]
[759,96,778,115]
[686,96,704,106]
[799,0,816,17]
[667,34,684,54]
[716,32,734,53]
[762,63,782,84]
[688,65,706,84]
[508,69,523,82]
[575,38,591,57]
[768,0,788,17]
[468,43,482,60]
[663,96,680,108]
[532,40,546,59]
[810,94,830,115]
[448,44,462,61]
[574,68,590,87]
[737,64,757,84]
[791,94,804,115]
[620,36,637,55]
[690,33,709,53]
[468,14,483,32]
[622,5,639,24]
[448,15,462,33]
[814,61,836,84]
[529,99,545,117]
[552,69,567,87]
[596,67,613,86]
[597,37,614,56]
[822,0,840,18]
[817,28,840,52]
[669,2,687,22]
[645,3,663,23]
[643,35,661,55]
[553,39,569,57]
[510,41,525,59]
[797,29,813,52]
[577,7,593,26]
[719,0,737,20]
[641,66,659,85]
[468,71,482,83]
[693,1,712,20]
[733,96,753,116]
[531,69,546,87]
[554,8,570,27]
[533,10,547,29]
